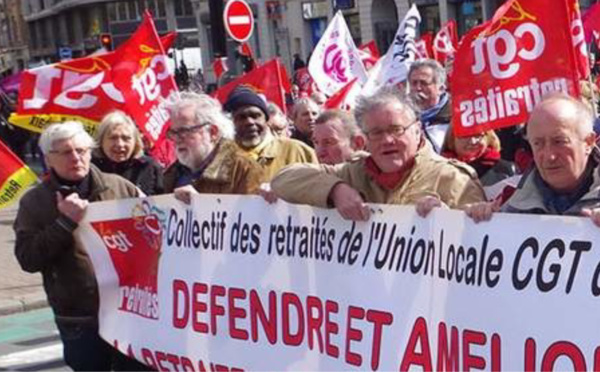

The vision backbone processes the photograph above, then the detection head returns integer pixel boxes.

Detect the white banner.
[78,194,600,371]
[308,12,368,96]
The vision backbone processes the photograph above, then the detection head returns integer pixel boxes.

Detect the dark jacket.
[13,165,140,320]
[163,139,264,194]
[92,155,164,195]
[478,159,515,187]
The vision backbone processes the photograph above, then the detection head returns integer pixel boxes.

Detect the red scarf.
[364,156,415,190]
[442,147,500,165]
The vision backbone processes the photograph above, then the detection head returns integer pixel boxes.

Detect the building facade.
[0,0,29,76]
[20,0,597,83]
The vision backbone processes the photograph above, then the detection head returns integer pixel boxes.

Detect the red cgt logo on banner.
[91,200,164,320]
[451,0,580,137]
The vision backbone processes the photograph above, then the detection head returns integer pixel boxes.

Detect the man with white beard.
[224,87,317,181]
[163,92,263,201]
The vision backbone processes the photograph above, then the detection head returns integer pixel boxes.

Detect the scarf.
[240,133,273,161]
[364,156,416,191]
[175,142,221,188]
[442,147,501,178]
[420,92,449,125]
[49,169,92,199]
[535,159,595,214]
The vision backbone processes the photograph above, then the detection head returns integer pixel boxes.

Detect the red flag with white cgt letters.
[451,0,580,137]
[10,12,178,164]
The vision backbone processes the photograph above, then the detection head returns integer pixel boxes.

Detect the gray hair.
[266,102,284,118]
[292,97,320,120]
[166,91,235,139]
[94,110,144,159]
[316,109,363,139]
[39,121,95,156]
[354,87,419,132]
[408,59,447,88]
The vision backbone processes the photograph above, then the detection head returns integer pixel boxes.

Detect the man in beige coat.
[271,89,486,221]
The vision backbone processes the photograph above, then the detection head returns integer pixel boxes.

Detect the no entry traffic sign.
[223,0,254,43]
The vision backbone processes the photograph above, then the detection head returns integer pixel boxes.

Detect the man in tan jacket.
[271,89,486,221]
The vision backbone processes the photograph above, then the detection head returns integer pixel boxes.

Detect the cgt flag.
[433,20,458,65]
[308,12,367,96]
[9,14,177,165]
[415,32,434,59]
[451,0,580,137]
[0,139,37,210]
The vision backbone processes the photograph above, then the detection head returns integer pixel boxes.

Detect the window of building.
[174,0,193,16]
[108,2,117,21]
[29,22,38,49]
[117,1,128,21]
[156,0,166,17]
[39,0,45,10]
[128,0,137,19]
[66,10,75,43]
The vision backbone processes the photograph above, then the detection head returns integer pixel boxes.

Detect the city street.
[0,309,66,371]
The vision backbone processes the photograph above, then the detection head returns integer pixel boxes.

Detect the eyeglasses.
[365,120,420,141]
[166,123,209,140]
[49,147,90,158]
[409,79,436,88]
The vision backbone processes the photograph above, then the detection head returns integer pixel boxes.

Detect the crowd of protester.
[8,56,600,371]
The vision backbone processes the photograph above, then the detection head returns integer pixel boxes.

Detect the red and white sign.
[451,0,580,137]
[224,0,254,43]
[79,194,600,371]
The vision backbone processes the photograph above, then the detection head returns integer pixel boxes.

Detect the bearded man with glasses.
[13,121,146,371]
[163,92,263,201]
[271,89,486,221]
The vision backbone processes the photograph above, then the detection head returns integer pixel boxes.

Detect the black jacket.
[92,155,164,195]
[13,165,140,320]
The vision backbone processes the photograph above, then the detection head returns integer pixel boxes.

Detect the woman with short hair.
[441,128,514,187]
[92,111,164,195]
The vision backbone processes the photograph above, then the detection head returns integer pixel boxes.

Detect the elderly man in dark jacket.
[13,121,145,371]
[466,94,600,224]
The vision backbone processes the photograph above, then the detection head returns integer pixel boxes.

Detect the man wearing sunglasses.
[271,89,485,221]
[163,92,263,200]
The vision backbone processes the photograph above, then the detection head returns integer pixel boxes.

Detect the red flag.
[324,78,360,110]
[583,1,600,45]
[569,0,590,79]
[415,32,434,59]
[109,12,178,165]
[451,0,580,137]
[11,12,178,166]
[212,57,228,80]
[214,59,290,113]
[294,67,314,93]
[160,32,177,51]
[0,139,37,210]
[358,41,380,71]
[433,20,458,65]
[238,42,254,58]
[359,41,380,59]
